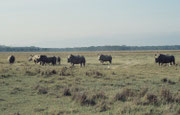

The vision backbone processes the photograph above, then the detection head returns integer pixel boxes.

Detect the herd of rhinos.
[7,54,112,67]
[7,53,176,67]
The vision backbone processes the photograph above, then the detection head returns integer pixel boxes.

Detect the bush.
[161,78,167,83]
[114,88,136,102]
[41,69,57,77]
[25,70,37,76]
[145,94,158,105]
[114,93,126,102]
[160,88,174,103]
[10,87,23,94]
[63,88,71,96]
[97,101,110,112]
[72,92,96,106]
[168,80,176,85]
[161,78,176,85]
[92,92,107,100]
[37,87,48,95]
[85,70,104,78]
[60,67,71,76]
[0,74,12,79]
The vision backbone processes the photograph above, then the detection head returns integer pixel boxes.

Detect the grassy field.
[1,51,180,115]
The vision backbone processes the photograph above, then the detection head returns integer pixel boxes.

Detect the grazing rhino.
[57,56,61,65]
[67,54,86,67]
[155,54,175,66]
[37,55,56,65]
[98,54,112,64]
[8,55,15,64]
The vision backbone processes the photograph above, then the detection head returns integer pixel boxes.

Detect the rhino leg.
[41,62,45,66]
[173,61,175,65]
[109,60,112,64]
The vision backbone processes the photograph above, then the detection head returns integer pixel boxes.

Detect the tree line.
[1,45,180,52]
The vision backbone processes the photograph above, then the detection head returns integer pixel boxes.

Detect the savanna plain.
[1,51,180,115]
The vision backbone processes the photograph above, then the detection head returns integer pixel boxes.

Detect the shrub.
[92,92,107,100]
[25,70,37,76]
[72,92,96,106]
[174,93,180,103]
[161,78,167,83]
[60,67,71,76]
[10,87,23,94]
[41,69,57,77]
[160,88,174,103]
[97,101,110,112]
[37,87,48,95]
[168,80,176,85]
[0,74,12,79]
[176,109,180,115]
[85,70,104,78]
[114,93,126,102]
[63,88,71,96]
[145,94,158,105]
[114,88,136,102]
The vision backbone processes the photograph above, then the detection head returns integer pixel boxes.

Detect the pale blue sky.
[0,0,180,48]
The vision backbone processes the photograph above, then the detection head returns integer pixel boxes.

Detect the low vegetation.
[0,51,180,114]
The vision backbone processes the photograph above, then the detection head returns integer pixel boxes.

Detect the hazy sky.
[0,0,180,48]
